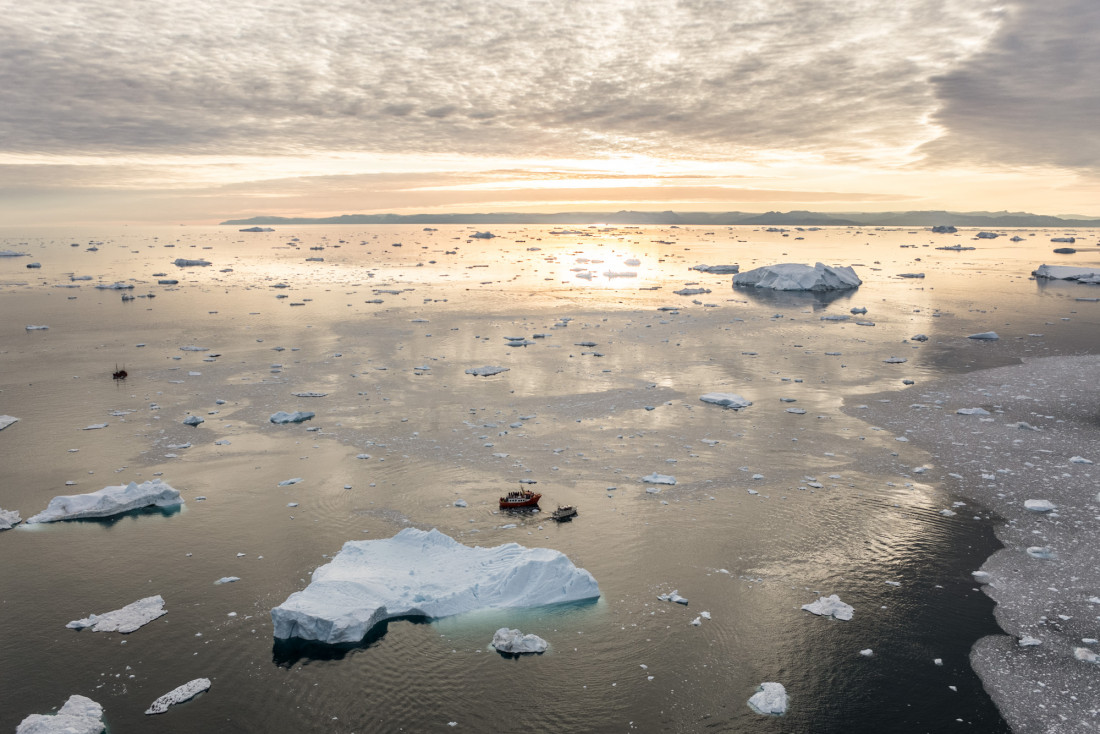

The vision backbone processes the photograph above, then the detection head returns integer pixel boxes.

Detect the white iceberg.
[270,528,600,643]
[1032,264,1100,283]
[801,594,853,620]
[145,678,211,715]
[642,473,677,485]
[465,366,509,377]
[66,595,166,633]
[733,262,861,291]
[747,682,788,715]
[27,479,182,523]
[16,694,104,734]
[0,414,19,431]
[270,410,315,424]
[699,393,752,409]
[0,507,21,530]
[490,627,548,654]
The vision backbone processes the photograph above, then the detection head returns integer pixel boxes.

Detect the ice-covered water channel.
[2,223,1098,732]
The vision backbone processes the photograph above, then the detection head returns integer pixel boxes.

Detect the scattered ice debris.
[291,392,328,398]
[27,479,182,523]
[0,507,21,530]
[1026,546,1056,560]
[182,416,204,426]
[699,393,752,409]
[733,262,860,291]
[642,473,676,485]
[465,366,509,377]
[144,678,211,715]
[801,594,853,620]
[173,258,211,267]
[747,682,788,715]
[968,331,1000,340]
[1069,456,1093,464]
[16,694,105,734]
[278,478,303,486]
[214,577,240,585]
[490,628,548,654]
[66,595,166,633]
[270,411,315,424]
[956,408,990,416]
[1023,499,1056,513]
[658,590,689,605]
[0,415,19,431]
[1032,264,1100,283]
[270,528,600,643]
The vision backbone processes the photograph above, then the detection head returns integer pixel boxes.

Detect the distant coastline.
[221,209,1100,228]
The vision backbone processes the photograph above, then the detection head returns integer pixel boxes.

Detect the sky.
[2,0,1099,225]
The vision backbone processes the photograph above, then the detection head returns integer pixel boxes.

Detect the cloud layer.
[3,0,1006,164]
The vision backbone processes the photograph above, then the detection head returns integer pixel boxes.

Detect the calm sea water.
[2,223,1096,732]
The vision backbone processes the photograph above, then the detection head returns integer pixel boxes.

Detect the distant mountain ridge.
[221,209,1100,227]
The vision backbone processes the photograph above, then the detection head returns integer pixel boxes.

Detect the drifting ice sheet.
[67,595,166,633]
[801,594,854,620]
[145,678,211,715]
[27,479,182,523]
[733,262,861,291]
[270,528,600,644]
[16,694,104,734]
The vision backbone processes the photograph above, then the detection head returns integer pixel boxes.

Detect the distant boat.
[551,505,577,521]
[500,484,541,509]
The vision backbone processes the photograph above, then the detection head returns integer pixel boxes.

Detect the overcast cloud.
[2,0,1006,163]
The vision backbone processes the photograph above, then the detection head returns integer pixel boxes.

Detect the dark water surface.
[3,224,1094,732]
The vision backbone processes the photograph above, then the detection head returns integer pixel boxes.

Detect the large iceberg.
[16,694,104,734]
[733,262,861,291]
[26,479,182,523]
[271,528,600,644]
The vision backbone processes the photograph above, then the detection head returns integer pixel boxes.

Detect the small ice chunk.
[66,595,166,633]
[642,473,676,485]
[454,500,468,507]
[956,408,990,416]
[144,678,211,715]
[0,415,19,431]
[291,392,328,398]
[1070,456,1093,464]
[278,478,303,486]
[490,627,548,654]
[859,649,873,657]
[801,594,853,620]
[971,571,992,584]
[967,331,999,340]
[699,393,752,409]
[1023,499,1056,513]
[270,410,315,424]
[83,423,109,430]
[1074,648,1100,664]
[16,694,104,734]
[1019,636,1042,647]
[658,590,689,605]
[747,682,788,715]
[214,577,240,585]
[182,416,204,426]
[1026,546,1057,560]
[465,366,509,377]
[0,507,22,530]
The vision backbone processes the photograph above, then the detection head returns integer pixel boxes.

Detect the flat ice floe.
[0,414,19,430]
[67,595,166,633]
[145,678,211,715]
[490,627,548,654]
[26,479,182,523]
[16,694,104,734]
[733,262,861,291]
[0,507,22,530]
[270,528,600,644]
[747,682,788,715]
[801,594,854,620]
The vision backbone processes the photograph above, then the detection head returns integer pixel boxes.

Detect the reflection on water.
[4,223,1092,732]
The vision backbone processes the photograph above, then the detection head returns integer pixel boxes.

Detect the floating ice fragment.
[490,628,548,654]
[83,423,108,430]
[173,258,211,267]
[699,393,751,409]
[67,595,166,633]
[0,415,19,431]
[291,392,328,398]
[971,571,991,584]
[801,594,853,620]
[1074,648,1100,664]
[271,528,599,643]
[911,334,928,342]
[1024,499,1056,513]
[1070,456,1093,464]
[465,366,509,377]
[182,416,204,426]
[454,499,467,508]
[278,478,303,486]
[956,408,990,416]
[16,694,104,734]
[747,682,788,715]
[658,590,689,605]
[1032,264,1100,282]
[642,473,676,485]
[144,678,211,715]
[734,262,860,291]
[270,411,314,424]
[0,507,21,530]
[883,357,907,364]
[25,325,49,330]
[1026,546,1056,560]
[1019,636,1042,646]
[860,649,873,657]
[214,577,240,585]
[27,479,182,523]
[967,331,999,340]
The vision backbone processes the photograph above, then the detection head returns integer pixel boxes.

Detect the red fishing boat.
[500,483,541,509]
